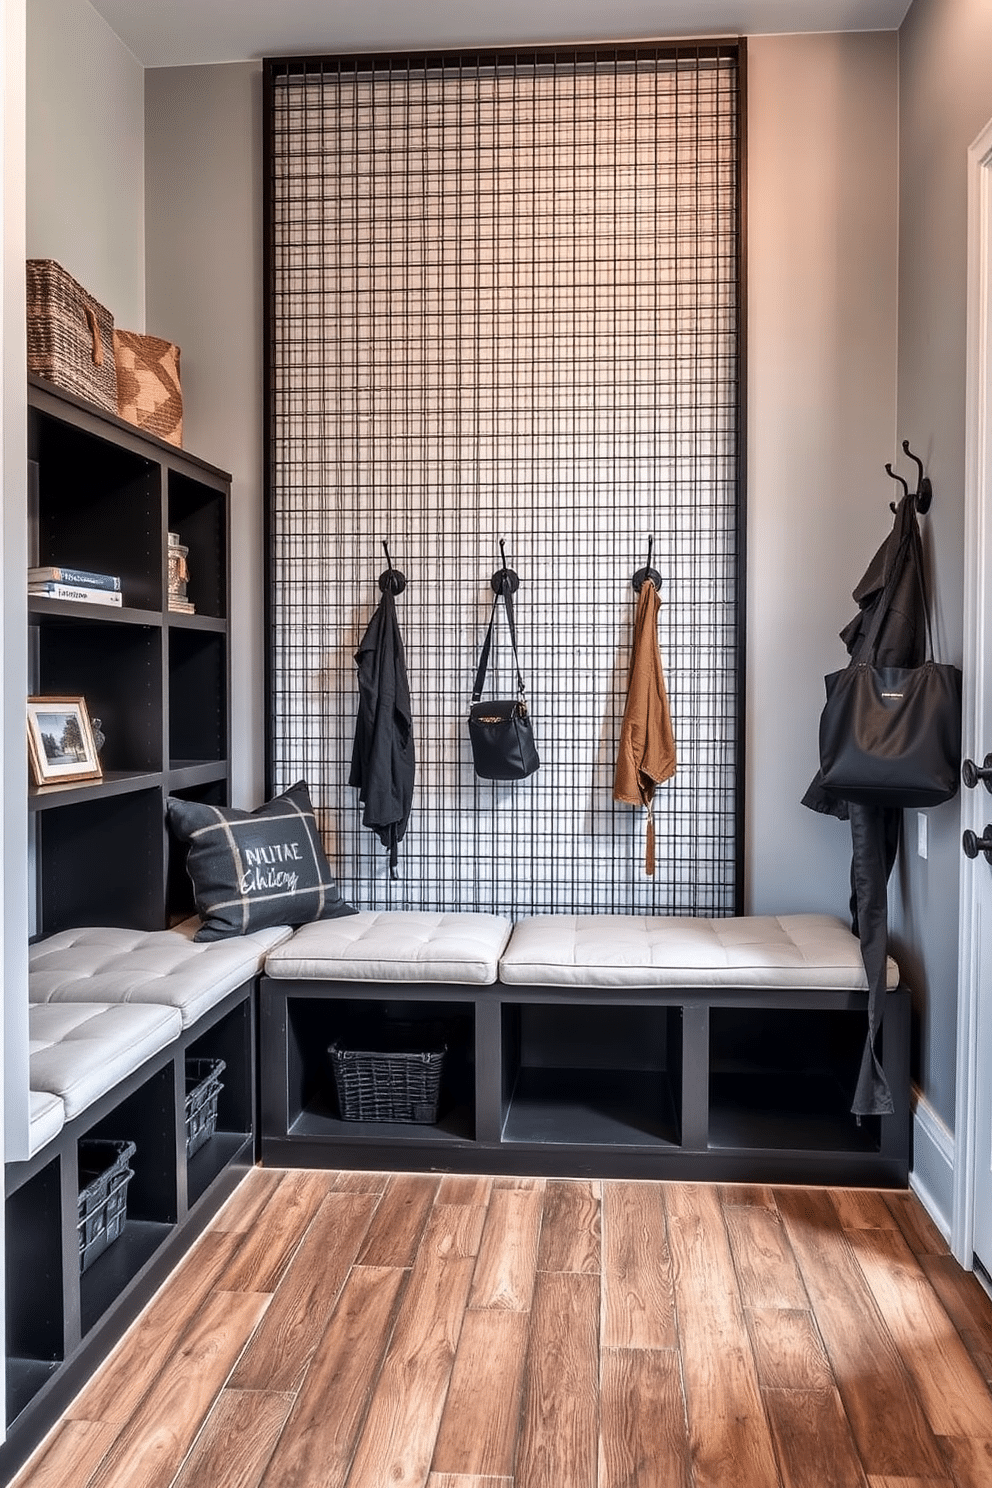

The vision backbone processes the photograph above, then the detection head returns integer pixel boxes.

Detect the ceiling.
[87,0,913,69]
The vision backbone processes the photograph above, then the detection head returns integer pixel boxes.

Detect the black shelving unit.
[3,379,244,1483]
[26,375,232,936]
[259,978,911,1187]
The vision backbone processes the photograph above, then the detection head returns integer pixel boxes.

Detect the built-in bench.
[6,918,292,1479]
[25,920,292,1152]
[21,909,910,1190]
[259,909,911,1187]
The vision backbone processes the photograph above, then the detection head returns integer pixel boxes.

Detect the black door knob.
[963,826,992,863]
[962,753,992,792]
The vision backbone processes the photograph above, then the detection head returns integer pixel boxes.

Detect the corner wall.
[745,31,899,920]
[26,0,144,327]
[144,62,264,809]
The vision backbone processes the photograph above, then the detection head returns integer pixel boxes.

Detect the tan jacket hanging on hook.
[613,578,677,874]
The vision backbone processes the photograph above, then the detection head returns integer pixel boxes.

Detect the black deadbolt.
[962,753,992,792]
[962,826,992,864]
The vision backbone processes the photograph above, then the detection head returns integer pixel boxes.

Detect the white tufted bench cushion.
[498,912,900,990]
[29,1089,65,1156]
[29,919,292,1029]
[264,911,513,985]
[29,1002,183,1119]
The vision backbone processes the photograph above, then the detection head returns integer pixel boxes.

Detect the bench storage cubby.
[2,920,285,1478]
[260,910,911,1187]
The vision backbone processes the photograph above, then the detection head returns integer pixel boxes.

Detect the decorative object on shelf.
[114,330,183,447]
[167,530,194,614]
[26,259,118,413]
[467,540,540,781]
[90,717,106,755]
[167,780,356,941]
[26,695,103,787]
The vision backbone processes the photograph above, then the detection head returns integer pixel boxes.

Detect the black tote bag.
[468,587,540,781]
[818,527,961,808]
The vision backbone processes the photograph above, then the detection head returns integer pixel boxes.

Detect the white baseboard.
[909,1086,954,1244]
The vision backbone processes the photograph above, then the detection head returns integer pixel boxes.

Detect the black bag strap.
[472,588,527,703]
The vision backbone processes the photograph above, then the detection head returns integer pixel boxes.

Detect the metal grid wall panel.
[267,45,743,915]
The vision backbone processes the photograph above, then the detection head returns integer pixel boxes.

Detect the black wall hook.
[378,540,407,595]
[884,462,909,513]
[902,439,933,514]
[490,537,520,595]
[632,535,662,593]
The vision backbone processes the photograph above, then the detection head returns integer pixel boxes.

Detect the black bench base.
[259,977,911,1189]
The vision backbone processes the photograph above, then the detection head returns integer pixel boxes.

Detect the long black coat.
[349,589,415,876]
[803,491,927,1115]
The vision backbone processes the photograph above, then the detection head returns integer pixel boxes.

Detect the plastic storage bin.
[184,1056,226,1158]
[77,1138,136,1273]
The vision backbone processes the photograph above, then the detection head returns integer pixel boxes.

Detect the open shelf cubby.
[500,1002,681,1148]
[707,1006,883,1154]
[285,995,477,1145]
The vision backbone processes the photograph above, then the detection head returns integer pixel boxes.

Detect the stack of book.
[28,565,123,607]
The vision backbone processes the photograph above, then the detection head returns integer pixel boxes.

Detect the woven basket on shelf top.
[26,258,118,413]
[114,329,183,447]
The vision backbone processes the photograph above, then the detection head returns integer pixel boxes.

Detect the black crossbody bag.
[467,587,540,781]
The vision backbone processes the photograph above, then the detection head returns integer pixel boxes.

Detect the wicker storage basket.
[114,330,183,447]
[26,259,118,413]
[329,1039,446,1124]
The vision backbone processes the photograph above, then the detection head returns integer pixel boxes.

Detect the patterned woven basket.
[114,330,183,447]
[26,259,118,413]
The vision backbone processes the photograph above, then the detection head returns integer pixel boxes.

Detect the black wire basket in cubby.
[77,1138,137,1274]
[184,1056,226,1158]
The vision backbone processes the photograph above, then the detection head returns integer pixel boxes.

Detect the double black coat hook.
[902,439,933,514]
[885,441,933,515]
[884,463,909,513]
[378,540,407,595]
[632,535,663,593]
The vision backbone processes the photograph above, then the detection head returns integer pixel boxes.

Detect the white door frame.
[952,116,992,1268]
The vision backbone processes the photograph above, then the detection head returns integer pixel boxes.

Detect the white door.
[954,116,992,1274]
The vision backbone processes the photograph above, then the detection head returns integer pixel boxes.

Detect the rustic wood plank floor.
[14,1171,992,1488]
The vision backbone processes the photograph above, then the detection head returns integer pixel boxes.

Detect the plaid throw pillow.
[167,781,355,941]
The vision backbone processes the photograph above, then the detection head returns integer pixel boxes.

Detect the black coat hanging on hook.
[349,546,415,876]
[802,463,959,1119]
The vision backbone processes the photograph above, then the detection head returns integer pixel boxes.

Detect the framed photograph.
[27,696,103,787]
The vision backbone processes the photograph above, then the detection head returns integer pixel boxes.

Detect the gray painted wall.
[144,62,264,809]
[745,31,899,920]
[892,0,992,1128]
[26,0,144,329]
